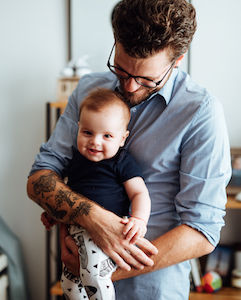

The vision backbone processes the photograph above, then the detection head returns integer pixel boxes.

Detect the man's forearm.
[112,224,214,281]
[27,169,95,225]
[27,169,161,271]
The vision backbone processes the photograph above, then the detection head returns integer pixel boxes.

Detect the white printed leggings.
[61,225,117,300]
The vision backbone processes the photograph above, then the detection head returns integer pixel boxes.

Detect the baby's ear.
[120,130,129,147]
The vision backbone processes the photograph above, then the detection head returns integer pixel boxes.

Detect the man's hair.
[111,0,197,61]
[80,88,131,128]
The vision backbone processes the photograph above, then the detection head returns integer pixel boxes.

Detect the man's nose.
[123,77,141,93]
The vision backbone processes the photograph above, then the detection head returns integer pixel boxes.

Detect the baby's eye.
[83,130,92,136]
[104,134,112,139]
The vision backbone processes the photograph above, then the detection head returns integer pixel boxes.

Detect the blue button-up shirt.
[30,68,231,300]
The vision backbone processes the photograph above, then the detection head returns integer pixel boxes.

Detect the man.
[27,0,231,299]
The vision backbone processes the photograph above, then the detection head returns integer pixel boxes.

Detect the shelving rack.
[46,101,66,300]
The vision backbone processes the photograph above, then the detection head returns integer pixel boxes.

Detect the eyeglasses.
[107,44,175,88]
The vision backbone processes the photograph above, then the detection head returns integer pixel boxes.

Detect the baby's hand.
[121,216,147,244]
[41,211,57,230]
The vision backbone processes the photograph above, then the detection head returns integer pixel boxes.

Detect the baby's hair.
[79,88,131,128]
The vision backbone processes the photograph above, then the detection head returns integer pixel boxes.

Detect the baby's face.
[77,106,129,162]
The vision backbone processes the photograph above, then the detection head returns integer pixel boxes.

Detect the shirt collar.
[157,67,178,105]
[114,67,179,106]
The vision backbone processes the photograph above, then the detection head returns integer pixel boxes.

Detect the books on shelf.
[190,258,203,292]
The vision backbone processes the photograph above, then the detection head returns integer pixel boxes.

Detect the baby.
[42,88,151,300]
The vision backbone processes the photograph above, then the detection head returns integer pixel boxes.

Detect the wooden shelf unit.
[51,283,241,299]
[56,76,79,102]
[189,287,241,300]
[51,282,241,299]
[226,196,241,209]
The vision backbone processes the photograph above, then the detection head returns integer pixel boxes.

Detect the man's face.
[114,43,174,107]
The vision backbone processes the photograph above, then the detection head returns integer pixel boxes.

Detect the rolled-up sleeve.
[175,96,231,246]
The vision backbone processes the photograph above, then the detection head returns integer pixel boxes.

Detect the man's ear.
[120,130,129,147]
[174,54,185,68]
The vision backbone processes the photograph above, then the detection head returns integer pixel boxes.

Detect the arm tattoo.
[31,171,92,222]
[69,202,92,222]
[55,189,75,208]
[32,171,57,198]
[45,203,67,220]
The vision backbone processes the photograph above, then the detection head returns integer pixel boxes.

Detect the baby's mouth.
[88,148,102,154]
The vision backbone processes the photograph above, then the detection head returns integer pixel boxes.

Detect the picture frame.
[226,148,241,196]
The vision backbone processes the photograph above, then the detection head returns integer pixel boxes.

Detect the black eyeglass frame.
[107,44,176,88]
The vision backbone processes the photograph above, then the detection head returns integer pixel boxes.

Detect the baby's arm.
[122,177,151,243]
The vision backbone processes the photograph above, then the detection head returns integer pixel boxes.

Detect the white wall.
[71,0,120,73]
[191,0,241,147]
[0,1,67,299]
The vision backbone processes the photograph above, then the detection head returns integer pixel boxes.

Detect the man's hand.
[41,212,57,231]
[60,208,158,276]
[79,206,158,272]
[60,224,80,276]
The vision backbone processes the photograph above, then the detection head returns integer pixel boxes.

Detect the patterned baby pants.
[61,225,117,300]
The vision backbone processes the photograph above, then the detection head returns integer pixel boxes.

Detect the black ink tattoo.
[69,202,92,222]
[32,172,56,198]
[45,203,67,220]
[55,189,75,208]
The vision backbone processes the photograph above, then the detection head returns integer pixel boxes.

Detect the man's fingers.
[60,224,68,244]
[110,251,131,271]
[107,237,154,270]
[40,213,51,230]
[60,224,71,256]
[128,243,155,267]
[129,232,140,244]
[59,224,80,276]
[65,235,79,257]
[135,237,158,256]
[40,213,48,224]
[109,248,145,271]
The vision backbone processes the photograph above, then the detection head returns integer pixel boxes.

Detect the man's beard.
[118,80,160,107]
